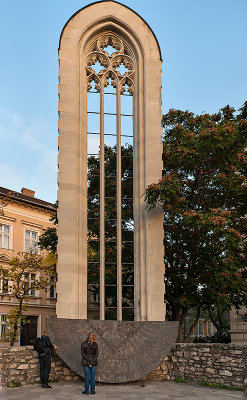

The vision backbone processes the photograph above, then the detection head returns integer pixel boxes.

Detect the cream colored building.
[0,186,56,346]
[57,1,165,322]
[230,307,247,344]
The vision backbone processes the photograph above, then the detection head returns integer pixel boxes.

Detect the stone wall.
[0,344,246,389]
[0,346,81,388]
[147,343,246,388]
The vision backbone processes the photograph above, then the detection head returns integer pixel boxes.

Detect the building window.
[49,277,56,298]
[25,230,38,253]
[91,286,99,303]
[199,319,204,336]
[23,273,36,297]
[207,321,213,335]
[0,279,9,294]
[86,33,135,321]
[0,224,10,249]
[0,314,6,338]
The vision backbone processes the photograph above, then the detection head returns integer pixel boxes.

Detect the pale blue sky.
[0,0,246,203]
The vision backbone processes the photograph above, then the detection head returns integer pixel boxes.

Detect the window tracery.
[86,33,135,95]
[86,33,135,321]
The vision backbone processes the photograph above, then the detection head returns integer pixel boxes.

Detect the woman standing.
[81,332,98,395]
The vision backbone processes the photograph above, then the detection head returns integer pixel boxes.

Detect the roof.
[58,0,162,61]
[0,186,56,213]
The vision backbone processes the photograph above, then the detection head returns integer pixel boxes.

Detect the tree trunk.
[184,307,201,343]
[10,321,18,346]
[176,308,188,342]
[10,301,23,346]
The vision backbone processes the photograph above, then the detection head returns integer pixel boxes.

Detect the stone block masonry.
[147,343,246,389]
[0,346,81,389]
[0,343,246,389]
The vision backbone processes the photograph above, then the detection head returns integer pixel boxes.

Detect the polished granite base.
[46,319,179,383]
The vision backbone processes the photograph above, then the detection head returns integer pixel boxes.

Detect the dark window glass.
[88,218,100,238]
[122,199,133,220]
[105,308,117,320]
[88,240,100,262]
[105,285,117,307]
[105,264,117,285]
[122,178,133,198]
[122,155,133,179]
[105,154,116,178]
[122,228,134,242]
[88,284,100,320]
[88,263,100,284]
[122,308,134,321]
[105,176,117,197]
[122,285,134,307]
[105,197,117,220]
[122,242,134,263]
[122,264,134,285]
[105,222,117,242]
[105,241,117,263]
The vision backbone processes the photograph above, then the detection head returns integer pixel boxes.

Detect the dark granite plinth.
[46,319,178,383]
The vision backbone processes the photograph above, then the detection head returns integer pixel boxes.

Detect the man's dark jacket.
[81,340,98,366]
[40,335,54,355]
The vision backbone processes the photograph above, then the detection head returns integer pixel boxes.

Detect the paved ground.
[0,381,244,400]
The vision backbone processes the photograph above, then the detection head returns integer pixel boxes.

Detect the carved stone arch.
[57,1,165,323]
[102,69,119,89]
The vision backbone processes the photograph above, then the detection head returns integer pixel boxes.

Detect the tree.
[145,102,247,342]
[0,253,54,345]
[38,201,58,254]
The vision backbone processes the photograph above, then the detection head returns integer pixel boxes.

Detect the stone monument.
[47,1,178,382]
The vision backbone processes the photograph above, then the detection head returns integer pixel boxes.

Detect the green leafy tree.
[0,253,54,345]
[38,201,58,254]
[145,102,247,342]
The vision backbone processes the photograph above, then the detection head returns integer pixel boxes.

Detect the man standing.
[35,334,58,388]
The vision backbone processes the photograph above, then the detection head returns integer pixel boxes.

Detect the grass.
[174,375,188,384]
[10,380,22,388]
[200,377,244,392]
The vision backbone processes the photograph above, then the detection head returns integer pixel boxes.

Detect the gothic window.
[86,34,135,321]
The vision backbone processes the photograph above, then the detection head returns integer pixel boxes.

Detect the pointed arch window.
[86,33,135,321]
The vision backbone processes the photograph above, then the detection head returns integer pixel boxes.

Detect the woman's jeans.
[83,365,96,393]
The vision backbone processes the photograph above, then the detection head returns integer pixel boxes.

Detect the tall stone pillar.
[57,1,165,321]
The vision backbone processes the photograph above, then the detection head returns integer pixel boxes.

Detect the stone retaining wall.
[0,344,246,389]
[147,343,246,388]
[0,346,81,388]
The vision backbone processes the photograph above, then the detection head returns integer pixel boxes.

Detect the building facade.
[0,186,56,346]
[230,307,247,344]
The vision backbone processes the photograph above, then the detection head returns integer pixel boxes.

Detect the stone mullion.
[117,84,122,321]
[99,84,105,320]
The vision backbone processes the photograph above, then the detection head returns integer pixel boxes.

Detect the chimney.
[21,188,35,198]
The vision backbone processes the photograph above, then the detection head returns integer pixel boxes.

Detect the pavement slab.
[0,381,243,400]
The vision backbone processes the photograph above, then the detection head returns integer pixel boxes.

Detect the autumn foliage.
[145,102,247,342]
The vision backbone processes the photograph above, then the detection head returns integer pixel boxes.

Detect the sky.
[0,0,247,203]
